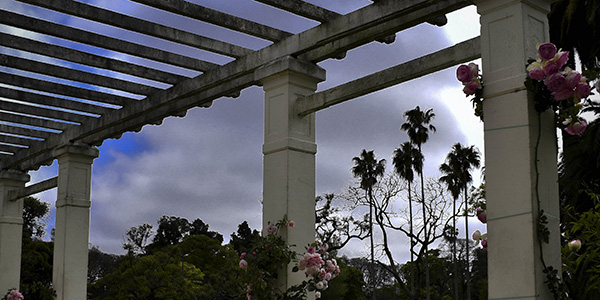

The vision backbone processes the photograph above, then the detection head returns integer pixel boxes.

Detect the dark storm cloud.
[16,0,482,256]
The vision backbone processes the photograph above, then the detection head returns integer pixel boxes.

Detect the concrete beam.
[0,32,186,85]
[0,72,135,107]
[0,88,112,117]
[296,37,481,116]
[0,9,218,72]
[0,124,54,140]
[7,176,57,202]
[298,0,470,62]
[16,0,252,59]
[131,0,292,42]
[0,112,73,132]
[254,0,341,23]
[0,54,160,96]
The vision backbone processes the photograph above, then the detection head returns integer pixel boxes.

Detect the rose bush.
[525,42,596,135]
[239,217,340,299]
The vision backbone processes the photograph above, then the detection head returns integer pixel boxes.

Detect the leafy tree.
[123,223,154,255]
[352,149,386,299]
[20,240,54,300]
[88,245,120,286]
[151,215,191,247]
[401,106,436,300]
[322,260,367,300]
[230,220,260,255]
[22,196,49,241]
[190,218,223,243]
[392,141,423,295]
[91,251,205,300]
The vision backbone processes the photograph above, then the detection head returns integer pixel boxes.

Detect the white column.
[52,144,98,300]
[474,1,560,299]
[255,56,326,290]
[0,169,30,293]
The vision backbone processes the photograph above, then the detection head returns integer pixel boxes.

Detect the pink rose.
[468,63,479,76]
[527,61,545,80]
[565,70,582,89]
[456,64,473,83]
[481,238,488,250]
[575,82,591,99]
[289,220,295,227]
[240,252,246,259]
[315,291,322,299]
[553,88,574,101]
[266,225,277,234]
[7,290,24,300]
[476,207,487,223]
[239,259,248,269]
[543,60,560,75]
[545,72,566,92]
[538,42,557,60]
[307,246,315,254]
[556,51,569,68]
[463,80,480,95]
[472,230,482,242]
[565,119,587,135]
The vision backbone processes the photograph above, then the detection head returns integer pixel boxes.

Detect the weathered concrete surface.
[0,169,29,294]
[257,56,324,293]
[474,0,561,299]
[52,144,98,300]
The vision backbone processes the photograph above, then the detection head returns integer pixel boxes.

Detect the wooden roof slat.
[0,54,160,96]
[0,111,73,131]
[16,0,253,59]
[0,124,54,140]
[0,9,219,72]
[0,72,135,106]
[0,88,112,116]
[0,32,186,85]
[0,144,22,154]
[0,100,97,124]
[0,133,42,146]
[253,0,341,23]
[130,0,293,42]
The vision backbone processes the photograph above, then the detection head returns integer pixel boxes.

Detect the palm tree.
[392,141,423,297]
[440,151,465,300]
[352,149,386,299]
[401,106,436,300]
[549,0,600,70]
[440,143,481,300]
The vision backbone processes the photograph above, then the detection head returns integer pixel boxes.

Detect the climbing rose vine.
[525,42,596,135]
[457,62,484,120]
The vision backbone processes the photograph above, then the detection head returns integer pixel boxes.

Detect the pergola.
[0,0,560,299]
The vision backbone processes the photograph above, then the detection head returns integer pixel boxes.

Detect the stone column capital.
[473,0,554,14]
[52,143,99,161]
[254,55,326,87]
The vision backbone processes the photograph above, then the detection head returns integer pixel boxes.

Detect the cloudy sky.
[2,0,487,260]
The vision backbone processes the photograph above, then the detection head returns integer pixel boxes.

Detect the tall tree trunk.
[453,197,459,300]
[408,182,415,298]
[464,188,471,300]
[369,187,375,300]
[419,145,430,300]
